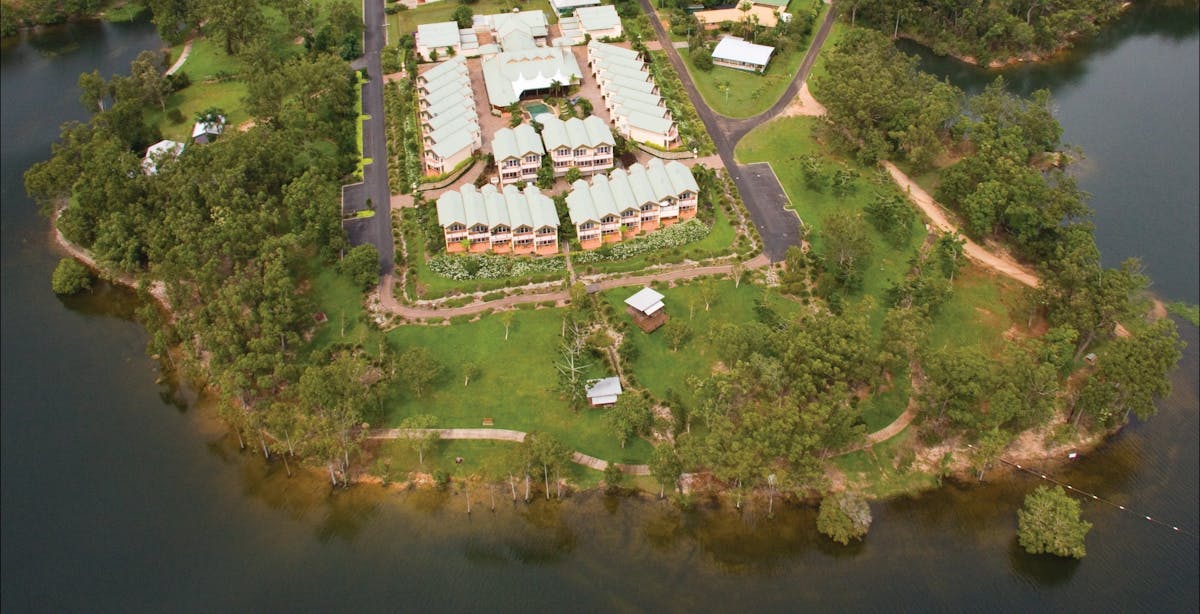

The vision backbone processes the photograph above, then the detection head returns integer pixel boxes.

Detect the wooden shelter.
[624,287,668,333]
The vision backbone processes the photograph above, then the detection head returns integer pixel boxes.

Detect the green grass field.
[603,279,802,406]
[573,205,738,276]
[384,308,655,464]
[678,2,828,118]
[372,438,605,487]
[833,431,941,499]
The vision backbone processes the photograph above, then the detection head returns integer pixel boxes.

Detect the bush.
[1017,486,1092,559]
[427,253,566,280]
[690,47,713,71]
[572,219,711,264]
[167,108,185,124]
[51,258,92,295]
[338,244,381,290]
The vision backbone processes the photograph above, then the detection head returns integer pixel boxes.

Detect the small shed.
[624,287,668,333]
[586,376,622,407]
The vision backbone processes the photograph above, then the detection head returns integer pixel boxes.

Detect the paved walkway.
[165,38,194,76]
[375,254,769,320]
[882,162,1041,288]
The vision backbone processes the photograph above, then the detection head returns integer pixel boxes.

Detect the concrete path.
[882,162,1041,288]
[375,254,769,320]
[165,38,194,76]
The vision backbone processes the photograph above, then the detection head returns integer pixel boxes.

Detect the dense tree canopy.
[1017,485,1092,558]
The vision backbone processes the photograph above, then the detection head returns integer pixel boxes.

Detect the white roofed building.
[142,139,184,175]
[624,287,668,333]
[415,22,462,61]
[586,42,679,149]
[417,57,482,175]
[585,376,623,407]
[436,183,560,255]
[492,123,545,185]
[575,5,622,40]
[549,0,600,16]
[566,159,699,249]
[534,113,615,177]
[711,36,775,73]
[481,46,583,108]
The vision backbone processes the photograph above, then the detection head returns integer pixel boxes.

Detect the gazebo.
[585,376,622,407]
[624,287,667,333]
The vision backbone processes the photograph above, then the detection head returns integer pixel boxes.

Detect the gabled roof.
[712,35,775,67]
[624,287,665,314]
[191,116,225,139]
[142,139,185,174]
[566,161,697,225]
[588,41,640,62]
[424,93,475,118]
[429,128,476,159]
[550,0,600,11]
[417,21,461,49]
[437,183,557,230]
[480,10,549,38]
[425,114,479,139]
[585,376,622,400]
[492,123,545,160]
[481,47,583,107]
[535,113,614,151]
[419,56,468,82]
[575,5,621,32]
[624,109,675,135]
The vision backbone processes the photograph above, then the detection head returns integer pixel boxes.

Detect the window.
[472,225,488,233]
[515,238,533,245]
[515,226,531,234]
[504,159,519,168]
[574,148,586,157]
[679,191,692,200]
[538,226,555,235]
[493,225,509,234]
[448,223,465,232]
[641,203,655,211]
[597,146,610,154]
[602,215,616,223]
[580,222,595,230]
[557,148,569,156]
[525,154,538,163]
[555,160,568,168]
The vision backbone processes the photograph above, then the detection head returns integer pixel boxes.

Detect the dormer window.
[557,148,569,156]
[516,225,532,233]
[448,223,465,232]
[472,224,488,233]
[493,225,509,234]
[597,146,610,154]
[602,215,617,223]
[574,148,586,157]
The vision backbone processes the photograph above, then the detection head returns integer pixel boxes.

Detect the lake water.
[898,3,1200,304]
[2,13,1197,613]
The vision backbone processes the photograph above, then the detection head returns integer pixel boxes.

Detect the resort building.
[190,114,225,145]
[475,10,551,47]
[585,376,623,407]
[141,139,184,175]
[436,183,560,254]
[624,287,668,333]
[492,123,545,185]
[566,159,699,249]
[415,21,465,61]
[534,113,615,176]
[481,44,583,108]
[557,5,623,44]
[418,58,482,175]
[549,0,600,17]
[586,42,679,149]
[711,36,775,73]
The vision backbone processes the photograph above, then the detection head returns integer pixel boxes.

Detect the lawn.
[304,261,379,354]
[383,308,656,465]
[389,0,560,41]
[736,115,927,332]
[833,430,941,499]
[603,279,802,406]
[677,1,829,118]
[572,204,739,276]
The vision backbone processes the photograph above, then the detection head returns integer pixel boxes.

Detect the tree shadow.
[1007,537,1082,587]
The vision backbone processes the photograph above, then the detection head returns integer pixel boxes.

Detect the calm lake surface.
[2,12,1197,613]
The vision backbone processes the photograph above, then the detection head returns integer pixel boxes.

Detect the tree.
[1074,319,1183,427]
[565,167,583,184]
[1017,486,1091,558]
[526,431,572,499]
[129,50,169,111]
[648,442,683,497]
[555,318,592,411]
[921,345,992,429]
[51,258,93,294]
[819,211,873,289]
[78,70,108,113]
[202,0,264,55]
[800,154,825,192]
[462,362,480,386]
[690,46,714,71]
[451,4,473,28]
[400,414,441,465]
[730,261,746,288]
[698,279,718,311]
[606,392,653,448]
[830,168,858,198]
[864,192,915,247]
[662,318,691,352]
[397,346,442,398]
[817,492,872,545]
[603,463,625,493]
[500,310,516,340]
[337,243,380,290]
[932,232,966,281]
[970,428,1011,480]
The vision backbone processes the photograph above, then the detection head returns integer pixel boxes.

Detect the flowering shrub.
[428,253,566,280]
[572,219,710,264]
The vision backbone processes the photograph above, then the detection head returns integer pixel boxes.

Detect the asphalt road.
[352,0,396,274]
[636,0,838,261]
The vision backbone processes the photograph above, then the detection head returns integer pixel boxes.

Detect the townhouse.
[586,42,680,149]
[436,183,560,255]
[566,159,700,249]
[534,113,615,176]
[492,123,545,185]
[417,57,482,175]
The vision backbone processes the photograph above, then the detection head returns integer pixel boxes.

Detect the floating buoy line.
[965,444,1198,539]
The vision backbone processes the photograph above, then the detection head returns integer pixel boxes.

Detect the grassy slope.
[678,1,829,119]
[832,431,940,499]
[383,308,656,464]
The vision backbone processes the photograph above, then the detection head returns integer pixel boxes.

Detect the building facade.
[535,113,615,176]
[586,42,679,149]
[417,58,482,175]
[436,183,560,255]
[492,123,545,185]
[566,159,700,249]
